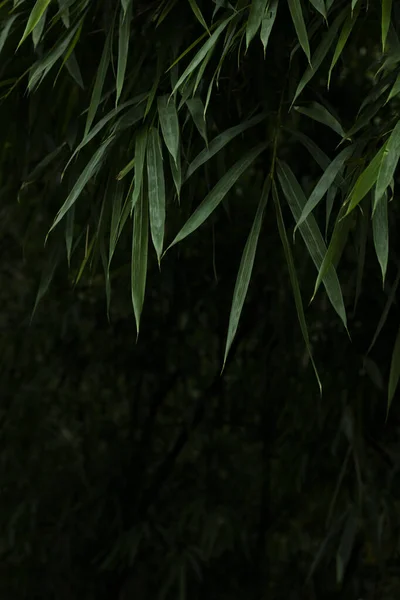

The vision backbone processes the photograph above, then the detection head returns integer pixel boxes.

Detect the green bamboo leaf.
[65,51,84,88]
[382,0,392,52]
[144,54,162,118]
[293,9,346,103]
[185,112,266,180]
[277,160,347,328]
[188,0,210,32]
[117,156,135,180]
[169,142,268,250]
[131,128,148,212]
[372,190,389,285]
[328,3,360,87]
[170,148,182,200]
[388,323,400,415]
[295,102,345,137]
[336,509,357,584]
[131,189,149,335]
[246,0,269,49]
[32,243,62,318]
[224,178,271,366]
[85,32,111,136]
[375,120,400,210]
[186,97,208,144]
[260,0,278,57]
[0,14,18,57]
[354,204,368,312]
[147,127,166,263]
[172,14,235,94]
[345,145,387,215]
[50,136,114,232]
[158,95,180,165]
[116,1,132,106]
[287,0,311,63]
[18,0,52,47]
[295,145,354,232]
[386,72,400,104]
[272,181,321,392]
[65,204,75,265]
[309,0,326,19]
[32,8,47,47]
[109,182,124,265]
[57,0,70,28]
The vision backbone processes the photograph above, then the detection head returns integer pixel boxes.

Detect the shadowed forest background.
[1,0,400,598]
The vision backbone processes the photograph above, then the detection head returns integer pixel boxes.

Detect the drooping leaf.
[84,31,111,136]
[188,0,210,32]
[50,136,115,232]
[18,0,52,47]
[272,181,321,392]
[170,148,182,200]
[295,102,345,137]
[260,0,278,57]
[277,160,347,328]
[308,0,326,19]
[328,3,360,87]
[375,119,400,210]
[287,0,311,63]
[109,182,124,266]
[382,0,393,52]
[353,203,369,312]
[224,178,271,366]
[186,97,208,144]
[147,127,166,263]
[169,142,268,249]
[32,8,47,48]
[372,190,389,285]
[345,144,387,215]
[131,189,149,335]
[185,112,266,180]
[131,127,148,211]
[158,95,180,165]
[0,14,18,58]
[295,145,354,232]
[386,72,400,104]
[116,1,132,106]
[246,0,269,49]
[117,156,135,181]
[388,323,400,415]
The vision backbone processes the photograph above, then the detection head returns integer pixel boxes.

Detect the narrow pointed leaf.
[309,0,326,19]
[169,142,267,249]
[328,4,360,87]
[295,146,354,231]
[131,190,149,334]
[386,72,400,104]
[188,0,210,32]
[117,156,135,180]
[32,8,47,47]
[246,0,269,48]
[18,0,52,47]
[224,178,270,366]
[51,137,114,231]
[295,102,345,137]
[185,113,265,180]
[0,15,18,57]
[147,127,166,262]
[277,160,347,327]
[375,120,400,209]
[345,145,387,215]
[186,97,208,144]
[109,182,124,265]
[170,148,182,200]
[260,0,278,57]
[131,128,148,211]
[85,32,111,136]
[288,0,311,63]
[116,2,132,106]
[372,190,389,285]
[272,182,321,392]
[158,95,180,165]
[382,0,392,52]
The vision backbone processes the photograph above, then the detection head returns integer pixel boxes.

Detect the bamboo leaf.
[287,0,311,63]
[186,97,208,144]
[131,189,149,335]
[386,72,400,104]
[328,3,360,87]
[375,119,400,210]
[50,137,114,232]
[224,178,270,366]
[0,15,18,57]
[246,0,269,49]
[185,112,266,180]
[277,160,347,328]
[382,0,392,52]
[388,323,400,415]
[272,181,321,392]
[188,0,210,32]
[260,0,278,57]
[32,8,47,47]
[169,142,268,250]
[295,102,345,137]
[116,2,132,106]
[109,182,124,265]
[345,145,387,215]
[158,95,180,165]
[295,145,354,232]
[372,190,389,285]
[309,0,326,19]
[132,128,148,211]
[147,127,166,263]
[117,156,135,180]
[18,0,52,47]
[170,147,182,200]
[85,32,111,136]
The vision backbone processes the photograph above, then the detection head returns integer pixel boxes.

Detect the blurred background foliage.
[1,0,400,598]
